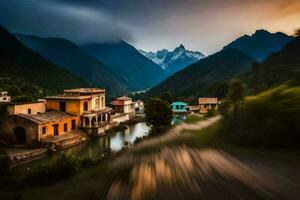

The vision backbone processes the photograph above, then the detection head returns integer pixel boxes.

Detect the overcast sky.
[0,0,299,55]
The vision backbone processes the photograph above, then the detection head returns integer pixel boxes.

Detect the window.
[176,105,180,110]
[64,123,68,132]
[28,109,31,114]
[71,120,76,130]
[59,102,66,112]
[101,97,104,108]
[42,127,46,134]
[84,101,88,111]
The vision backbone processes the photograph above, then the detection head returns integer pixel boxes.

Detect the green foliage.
[0,25,87,99]
[243,36,300,93]
[227,79,246,102]
[12,95,34,103]
[205,109,216,117]
[0,154,11,175]
[26,152,80,185]
[145,98,172,128]
[159,91,173,104]
[184,115,203,124]
[222,84,300,148]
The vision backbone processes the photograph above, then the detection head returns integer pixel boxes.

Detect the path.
[105,115,300,200]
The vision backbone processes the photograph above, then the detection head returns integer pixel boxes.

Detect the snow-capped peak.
[139,45,205,74]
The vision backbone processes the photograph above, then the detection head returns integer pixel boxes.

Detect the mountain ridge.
[0,25,87,98]
[140,44,205,74]
[81,40,168,91]
[14,33,128,97]
[223,29,293,61]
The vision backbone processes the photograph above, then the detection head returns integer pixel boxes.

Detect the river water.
[16,122,150,171]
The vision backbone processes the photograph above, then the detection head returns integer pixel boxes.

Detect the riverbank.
[2,116,300,200]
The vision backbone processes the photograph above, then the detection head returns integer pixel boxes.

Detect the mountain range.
[14,34,127,97]
[146,29,293,100]
[147,49,254,99]
[81,41,168,91]
[223,29,293,61]
[0,25,87,99]
[244,33,300,91]
[140,44,205,74]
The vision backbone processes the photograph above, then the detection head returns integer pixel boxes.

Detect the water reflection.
[65,122,150,158]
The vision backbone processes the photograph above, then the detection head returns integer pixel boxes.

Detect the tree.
[227,79,246,118]
[145,98,172,128]
[159,91,173,104]
[12,95,34,103]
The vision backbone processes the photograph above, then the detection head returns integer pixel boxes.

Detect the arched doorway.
[102,114,106,122]
[84,118,90,128]
[91,117,97,127]
[13,127,26,144]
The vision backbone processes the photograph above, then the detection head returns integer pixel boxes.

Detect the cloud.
[0,0,132,44]
[0,0,298,53]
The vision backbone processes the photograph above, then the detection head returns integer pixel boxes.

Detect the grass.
[184,114,205,124]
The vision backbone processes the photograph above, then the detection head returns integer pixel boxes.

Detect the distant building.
[0,111,82,148]
[0,90,11,103]
[198,98,219,113]
[171,102,188,114]
[45,88,113,136]
[111,96,135,116]
[110,96,135,124]
[7,101,46,115]
[134,100,144,113]
[188,105,199,113]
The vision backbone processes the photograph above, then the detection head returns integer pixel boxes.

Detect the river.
[15,122,150,172]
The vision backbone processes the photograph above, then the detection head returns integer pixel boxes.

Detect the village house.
[198,98,219,113]
[110,96,135,123]
[45,88,114,136]
[0,111,81,148]
[171,102,188,114]
[134,100,144,113]
[7,101,46,115]
[0,90,11,103]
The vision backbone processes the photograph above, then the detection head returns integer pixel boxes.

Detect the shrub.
[205,109,216,117]
[0,154,11,175]
[223,84,300,148]
[26,152,80,185]
[12,95,34,103]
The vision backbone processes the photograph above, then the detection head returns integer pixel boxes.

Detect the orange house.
[0,111,77,145]
[45,88,112,129]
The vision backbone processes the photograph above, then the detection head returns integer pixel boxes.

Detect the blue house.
[171,102,187,114]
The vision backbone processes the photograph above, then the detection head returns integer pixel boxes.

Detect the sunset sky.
[0,0,299,54]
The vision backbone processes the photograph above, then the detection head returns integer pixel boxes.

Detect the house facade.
[111,96,135,116]
[198,98,219,113]
[45,88,113,136]
[0,111,79,147]
[171,102,188,114]
[7,101,46,115]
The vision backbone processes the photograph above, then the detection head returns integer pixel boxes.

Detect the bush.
[145,98,173,127]
[26,152,80,185]
[0,154,11,175]
[205,109,216,117]
[223,84,300,148]
[12,95,34,103]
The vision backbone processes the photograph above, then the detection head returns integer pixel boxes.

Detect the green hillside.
[147,49,254,100]
[14,34,127,97]
[0,25,87,99]
[244,36,300,92]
